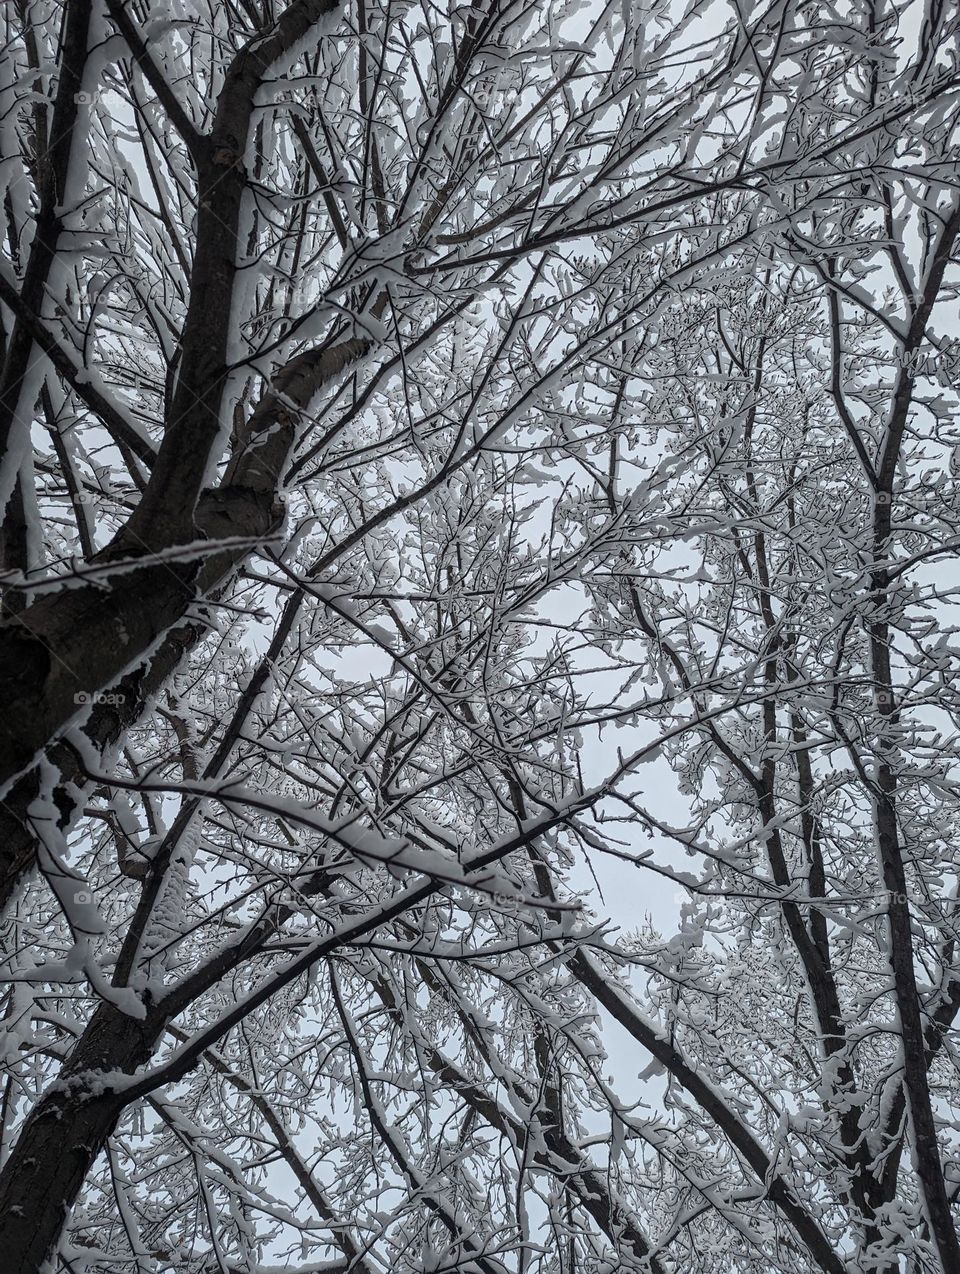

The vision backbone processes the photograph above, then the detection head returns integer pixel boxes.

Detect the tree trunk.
[0,1002,162,1273]
[0,618,202,910]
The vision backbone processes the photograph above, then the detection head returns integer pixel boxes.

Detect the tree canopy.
[1,1,960,1271]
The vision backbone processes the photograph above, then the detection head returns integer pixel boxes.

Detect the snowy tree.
[1,0,960,1271]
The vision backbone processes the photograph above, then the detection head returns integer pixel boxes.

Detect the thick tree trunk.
[0,338,365,902]
[0,1002,162,1273]
[0,563,202,796]
[0,619,201,910]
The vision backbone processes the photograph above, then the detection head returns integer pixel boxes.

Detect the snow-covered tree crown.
[1,0,959,1271]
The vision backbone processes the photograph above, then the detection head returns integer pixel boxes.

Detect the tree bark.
[0,1001,163,1273]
